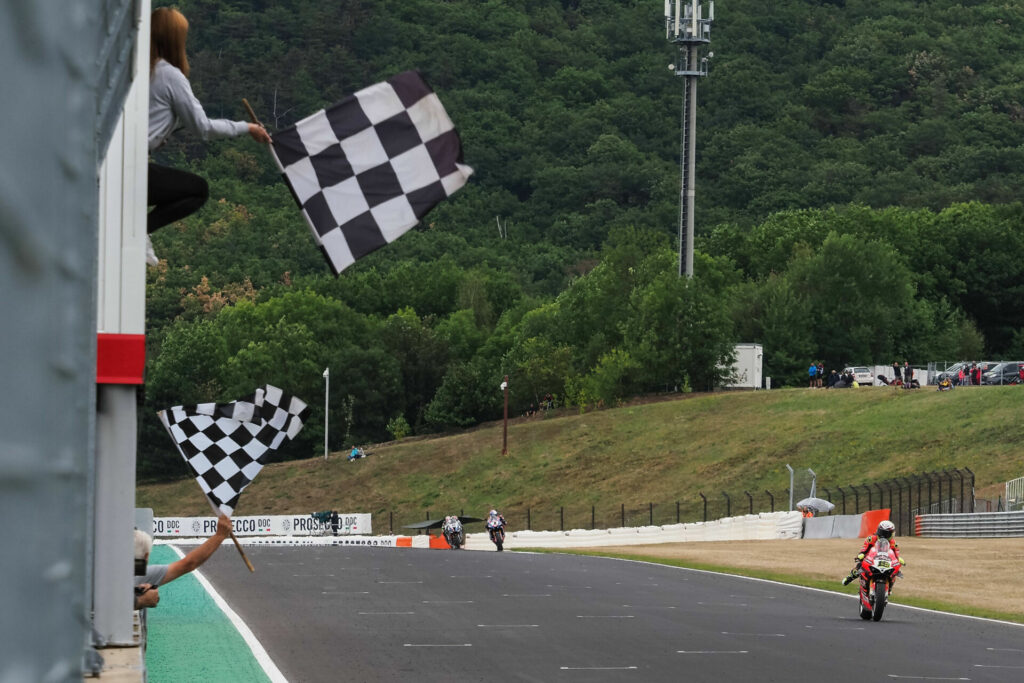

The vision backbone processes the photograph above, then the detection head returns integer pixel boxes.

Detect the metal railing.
[379,468,975,536]
[915,511,1024,537]
[1006,476,1024,512]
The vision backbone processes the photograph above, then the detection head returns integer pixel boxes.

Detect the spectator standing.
[809,362,817,388]
[903,361,913,385]
[957,366,965,387]
[892,362,901,384]
[971,363,981,386]
[816,362,824,388]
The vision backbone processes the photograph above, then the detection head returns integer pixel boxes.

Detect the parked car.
[935,362,969,383]
[844,366,873,385]
[982,362,1023,385]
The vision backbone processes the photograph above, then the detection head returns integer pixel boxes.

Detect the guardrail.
[914,511,1024,537]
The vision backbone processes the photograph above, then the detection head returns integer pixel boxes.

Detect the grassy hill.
[137,386,1024,530]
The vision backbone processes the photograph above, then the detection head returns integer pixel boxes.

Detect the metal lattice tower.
[665,1,713,277]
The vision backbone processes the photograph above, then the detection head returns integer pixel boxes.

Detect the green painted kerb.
[146,545,271,682]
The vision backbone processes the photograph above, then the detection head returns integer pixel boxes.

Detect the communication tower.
[665,0,713,277]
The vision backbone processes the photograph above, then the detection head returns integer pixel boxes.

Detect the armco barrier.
[802,511,890,540]
[915,511,1024,537]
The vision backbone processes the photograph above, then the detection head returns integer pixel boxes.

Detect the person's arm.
[162,515,232,584]
[165,67,269,143]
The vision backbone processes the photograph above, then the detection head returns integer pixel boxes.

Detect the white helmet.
[877,520,895,539]
[489,509,498,516]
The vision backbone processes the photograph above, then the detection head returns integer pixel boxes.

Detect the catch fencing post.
[649,502,653,526]
[765,490,774,513]
[389,511,393,534]
[699,492,707,522]
[821,487,831,502]
[837,486,846,515]
[560,506,564,531]
[591,505,595,529]
[852,485,860,514]
[874,483,883,511]
[965,467,975,513]
[621,503,625,528]
[722,492,731,518]
[527,507,531,531]
[744,490,753,514]
[676,501,680,523]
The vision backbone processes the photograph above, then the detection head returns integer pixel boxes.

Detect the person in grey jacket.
[146,7,269,249]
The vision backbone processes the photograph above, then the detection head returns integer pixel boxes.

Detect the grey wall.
[0,1,136,677]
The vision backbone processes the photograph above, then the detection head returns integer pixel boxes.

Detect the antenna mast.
[665,0,713,277]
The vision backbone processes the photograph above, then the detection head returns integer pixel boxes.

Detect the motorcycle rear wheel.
[872,580,887,621]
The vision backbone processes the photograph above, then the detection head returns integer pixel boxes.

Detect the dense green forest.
[141,0,1024,476]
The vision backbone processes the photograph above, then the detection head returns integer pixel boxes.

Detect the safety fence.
[1007,476,1024,512]
[915,511,1024,537]
[380,468,973,537]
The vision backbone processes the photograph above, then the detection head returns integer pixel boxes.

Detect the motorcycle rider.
[842,520,903,585]
[486,509,507,550]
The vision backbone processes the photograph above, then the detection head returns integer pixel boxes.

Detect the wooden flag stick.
[242,98,262,126]
[229,527,256,573]
[207,499,255,573]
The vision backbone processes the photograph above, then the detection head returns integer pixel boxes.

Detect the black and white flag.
[270,70,473,275]
[158,385,310,516]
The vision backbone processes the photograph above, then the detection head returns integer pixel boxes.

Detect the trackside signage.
[151,513,372,537]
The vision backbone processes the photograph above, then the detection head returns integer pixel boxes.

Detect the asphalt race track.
[198,545,1024,682]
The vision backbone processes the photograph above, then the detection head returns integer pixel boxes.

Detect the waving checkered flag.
[158,385,310,516]
[270,70,473,275]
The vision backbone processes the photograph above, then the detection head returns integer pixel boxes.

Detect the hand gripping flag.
[158,385,310,516]
[269,70,473,275]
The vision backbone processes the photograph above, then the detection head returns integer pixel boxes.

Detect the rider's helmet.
[877,520,895,539]
[489,509,498,517]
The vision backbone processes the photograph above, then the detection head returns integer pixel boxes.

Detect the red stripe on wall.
[96,333,145,384]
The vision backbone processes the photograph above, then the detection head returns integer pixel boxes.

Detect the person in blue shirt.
[808,362,818,388]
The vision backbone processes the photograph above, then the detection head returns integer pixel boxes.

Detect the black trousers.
[147,163,209,233]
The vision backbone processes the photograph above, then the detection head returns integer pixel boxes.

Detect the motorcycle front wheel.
[872,580,888,621]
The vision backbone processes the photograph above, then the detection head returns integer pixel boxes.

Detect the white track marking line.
[622,605,675,609]
[678,650,748,654]
[321,591,369,595]
[721,631,785,637]
[166,545,287,683]
[357,611,415,615]
[804,625,865,630]
[697,602,748,607]
[560,666,637,671]
[292,574,334,577]
[422,600,474,604]
[404,643,472,647]
[502,593,551,597]
[887,676,970,680]
[477,624,539,628]
[987,647,1024,652]
[577,615,634,619]
[974,664,1024,669]
[451,575,492,578]
[376,580,423,584]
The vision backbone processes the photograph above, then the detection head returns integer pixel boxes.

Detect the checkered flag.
[270,70,473,275]
[158,385,310,516]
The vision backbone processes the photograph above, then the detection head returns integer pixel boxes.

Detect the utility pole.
[501,376,509,455]
[665,0,714,277]
[323,367,329,460]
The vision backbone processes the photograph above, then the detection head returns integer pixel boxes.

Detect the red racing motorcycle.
[857,538,903,621]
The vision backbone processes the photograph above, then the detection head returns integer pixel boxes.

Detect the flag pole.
[207,499,255,573]
[242,98,262,126]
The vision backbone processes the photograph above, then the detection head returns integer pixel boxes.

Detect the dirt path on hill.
[581,537,1024,618]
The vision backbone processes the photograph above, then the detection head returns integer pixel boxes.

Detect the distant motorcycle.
[442,516,464,549]
[487,516,506,552]
[856,538,903,621]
